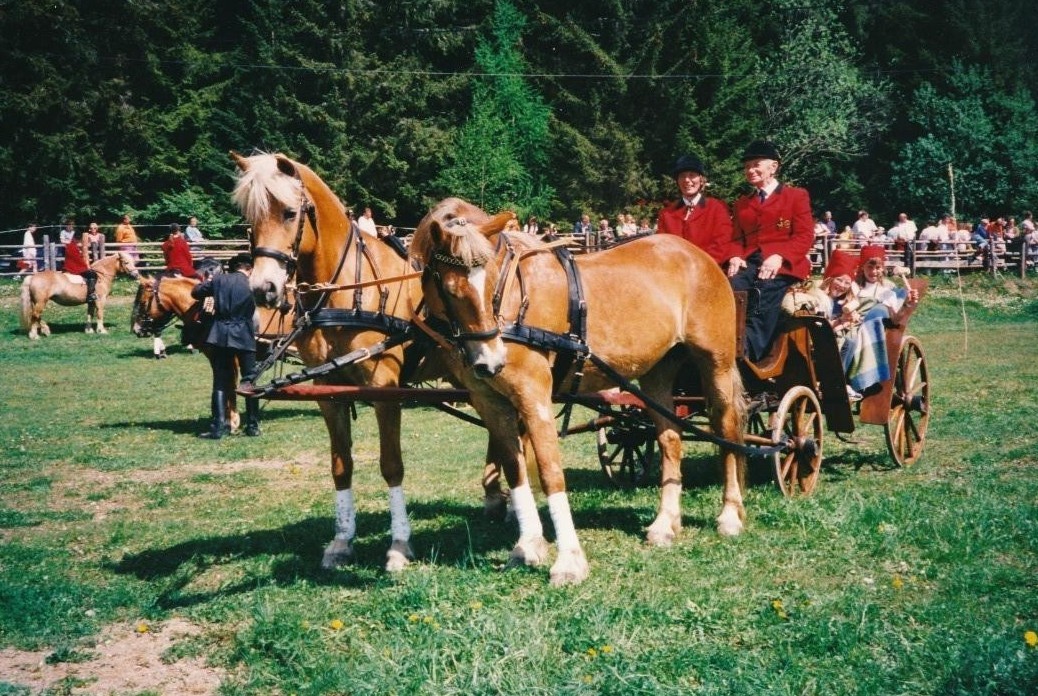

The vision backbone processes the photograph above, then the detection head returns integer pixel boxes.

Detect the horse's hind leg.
[639,367,686,547]
[319,400,357,569]
[373,401,415,572]
[703,364,747,537]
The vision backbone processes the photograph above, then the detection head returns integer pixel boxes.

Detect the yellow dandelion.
[601,645,613,654]
[582,675,593,684]
[892,574,904,590]
[586,647,598,658]
[135,622,150,634]
[771,599,788,620]
[301,620,310,629]
[1025,630,1038,648]
[468,601,483,611]
[329,619,344,631]
[422,615,434,625]
[408,613,420,623]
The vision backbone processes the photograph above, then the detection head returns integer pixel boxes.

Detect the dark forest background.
[3,0,1038,237]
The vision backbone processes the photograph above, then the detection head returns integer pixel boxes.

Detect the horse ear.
[230,150,249,172]
[476,211,517,238]
[274,154,299,178]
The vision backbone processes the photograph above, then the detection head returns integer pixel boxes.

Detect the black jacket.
[191,270,257,351]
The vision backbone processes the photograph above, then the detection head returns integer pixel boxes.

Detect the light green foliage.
[891,61,1038,220]
[758,0,890,186]
[434,0,555,217]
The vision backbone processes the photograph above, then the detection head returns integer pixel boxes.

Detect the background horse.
[21,252,139,339]
[131,273,294,434]
[410,197,747,586]
[233,151,438,573]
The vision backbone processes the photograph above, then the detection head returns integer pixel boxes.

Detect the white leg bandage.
[335,488,356,541]
[510,483,543,540]
[548,492,579,552]
[388,486,411,541]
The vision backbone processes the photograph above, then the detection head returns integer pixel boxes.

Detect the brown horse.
[232,151,443,573]
[410,197,747,586]
[21,252,139,339]
[130,273,294,433]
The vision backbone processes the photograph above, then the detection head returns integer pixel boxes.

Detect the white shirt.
[357,215,378,237]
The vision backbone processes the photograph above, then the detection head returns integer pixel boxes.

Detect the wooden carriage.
[593,279,931,496]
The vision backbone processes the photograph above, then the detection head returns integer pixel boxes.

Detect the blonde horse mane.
[410,198,516,267]
[231,152,306,224]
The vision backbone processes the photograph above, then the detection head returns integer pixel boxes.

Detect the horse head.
[130,277,159,337]
[412,198,515,379]
[117,251,141,279]
[232,150,348,309]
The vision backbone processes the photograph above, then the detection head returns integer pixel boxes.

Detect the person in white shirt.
[357,207,379,238]
[852,210,877,245]
[889,213,918,244]
[22,223,38,273]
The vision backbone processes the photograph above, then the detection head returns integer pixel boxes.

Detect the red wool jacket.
[63,241,90,274]
[655,196,732,265]
[162,235,196,277]
[728,183,815,280]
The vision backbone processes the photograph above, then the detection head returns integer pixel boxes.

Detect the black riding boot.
[84,274,98,303]
[244,397,261,437]
[199,389,229,439]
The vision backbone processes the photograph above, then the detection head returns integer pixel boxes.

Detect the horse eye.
[282,208,297,221]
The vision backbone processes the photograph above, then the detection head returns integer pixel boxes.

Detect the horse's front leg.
[95,300,107,334]
[318,401,357,569]
[373,401,414,572]
[516,390,589,587]
[470,390,551,570]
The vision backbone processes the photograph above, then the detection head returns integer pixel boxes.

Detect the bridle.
[250,187,315,279]
[422,218,503,344]
[132,278,177,336]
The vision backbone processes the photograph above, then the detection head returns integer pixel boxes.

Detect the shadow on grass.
[98,407,320,435]
[107,493,662,608]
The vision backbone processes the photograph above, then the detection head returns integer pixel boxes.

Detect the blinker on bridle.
[250,186,315,277]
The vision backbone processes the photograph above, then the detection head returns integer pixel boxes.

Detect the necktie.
[758,190,766,204]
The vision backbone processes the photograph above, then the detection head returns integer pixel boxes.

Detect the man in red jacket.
[162,223,200,278]
[656,153,732,264]
[726,140,815,362]
[62,231,98,304]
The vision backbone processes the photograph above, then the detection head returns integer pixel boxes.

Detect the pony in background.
[21,252,139,339]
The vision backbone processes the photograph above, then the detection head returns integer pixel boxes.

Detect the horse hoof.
[385,539,415,573]
[645,525,676,548]
[549,549,589,587]
[84,328,95,334]
[716,510,744,537]
[507,536,551,568]
[321,538,355,569]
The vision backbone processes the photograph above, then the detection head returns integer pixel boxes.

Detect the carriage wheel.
[596,411,656,488]
[884,336,930,467]
[769,386,824,497]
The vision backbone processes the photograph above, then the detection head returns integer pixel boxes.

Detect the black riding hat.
[742,140,781,162]
[671,154,707,177]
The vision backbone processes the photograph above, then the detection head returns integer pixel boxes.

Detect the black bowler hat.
[671,154,707,177]
[741,140,781,162]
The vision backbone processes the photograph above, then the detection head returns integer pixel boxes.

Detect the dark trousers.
[728,256,796,363]
[209,346,256,392]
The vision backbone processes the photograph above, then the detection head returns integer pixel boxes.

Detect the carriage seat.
[733,290,794,382]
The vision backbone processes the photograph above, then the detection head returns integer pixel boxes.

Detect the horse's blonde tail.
[19,276,33,330]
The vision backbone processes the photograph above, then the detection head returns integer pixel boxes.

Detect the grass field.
[1,274,1037,695]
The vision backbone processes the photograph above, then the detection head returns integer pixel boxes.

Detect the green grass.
[1,275,1037,694]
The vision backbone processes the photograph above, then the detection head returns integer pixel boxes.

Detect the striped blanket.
[843,317,889,392]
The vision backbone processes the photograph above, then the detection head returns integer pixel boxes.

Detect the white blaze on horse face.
[463,265,507,376]
[250,258,289,307]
